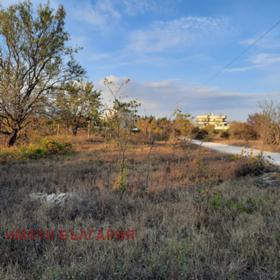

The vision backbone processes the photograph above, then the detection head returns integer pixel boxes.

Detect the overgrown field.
[0,136,279,279]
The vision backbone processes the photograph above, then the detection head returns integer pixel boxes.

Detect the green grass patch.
[0,137,73,161]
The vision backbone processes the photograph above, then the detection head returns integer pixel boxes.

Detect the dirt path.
[190,139,280,166]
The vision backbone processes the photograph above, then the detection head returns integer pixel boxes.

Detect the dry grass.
[214,138,280,153]
[0,135,279,279]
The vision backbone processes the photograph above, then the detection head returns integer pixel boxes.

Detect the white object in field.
[30,192,80,205]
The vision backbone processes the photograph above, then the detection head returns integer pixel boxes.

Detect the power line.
[175,17,280,111]
[204,17,280,84]
[146,18,280,116]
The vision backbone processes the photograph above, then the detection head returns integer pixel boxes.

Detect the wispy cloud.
[95,76,279,120]
[127,16,230,53]
[1,0,59,8]
[227,53,280,72]
[89,52,112,62]
[225,65,257,73]
[120,0,181,16]
[250,53,280,65]
[121,0,158,15]
[133,80,280,119]
[74,0,121,27]
[71,0,174,27]
[240,31,280,50]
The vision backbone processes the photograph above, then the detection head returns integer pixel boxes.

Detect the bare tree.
[103,77,140,191]
[259,100,280,146]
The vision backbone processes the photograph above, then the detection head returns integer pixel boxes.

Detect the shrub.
[18,145,47,159]
[0,137,73,161]
[191,127,210,141]
[229,122,257,140]
[220,131,230,139]
[235,154,271,177]
[40,137,73,155]
[254,101,280,146]
[113,168,128,192]
[208,192,258,214]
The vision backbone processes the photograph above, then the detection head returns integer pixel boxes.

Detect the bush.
[18,145,47,159]
[40,138,73,155]
[229,122,257,141]
[191,127,210,141]
[0,137,73,161]
[205,191,258,214]
[235,154,271,177]
[220,131,230,139]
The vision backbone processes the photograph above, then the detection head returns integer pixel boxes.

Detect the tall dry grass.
[0,136,278,279]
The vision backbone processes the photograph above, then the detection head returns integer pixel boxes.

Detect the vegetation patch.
[201,190,260,214]
[0,137,73,161]
[234,154,273,177]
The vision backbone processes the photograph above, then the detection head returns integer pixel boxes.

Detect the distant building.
[196,113,229,131]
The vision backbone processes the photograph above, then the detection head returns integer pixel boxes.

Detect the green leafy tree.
[56,81,102,136]
[0,1,84,146]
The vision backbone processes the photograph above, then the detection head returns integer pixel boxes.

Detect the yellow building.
[196,113,229,131]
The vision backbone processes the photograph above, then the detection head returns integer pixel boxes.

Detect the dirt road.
[190,139,280,166]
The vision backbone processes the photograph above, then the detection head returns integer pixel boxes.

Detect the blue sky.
[2,0,280,120]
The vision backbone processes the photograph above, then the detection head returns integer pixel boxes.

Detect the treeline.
[0,1,195,147]
[184,100,280,148]
[0,2,138,146]
[1,2,279,149]
[225,101,280,147]
[7,108,194,143]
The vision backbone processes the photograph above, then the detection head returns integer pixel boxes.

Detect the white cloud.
[120,0,184,16]
[225,65,257,73]
[146,79,180,89]
[74,0,121,26]
[121,0,157,15]
[232,31,280,72]
[95,76,279,120]
[90,52,111,62]
[240,32,280,50]
[127,16,229,53]
[250,53,280,65]
[227,53,280,72]
[0,0,59,8]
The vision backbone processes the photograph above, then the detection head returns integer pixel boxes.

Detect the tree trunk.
[56,123,60,136]
[72,125,78,136]
[7,129,18,147]
[87,122,91,139]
